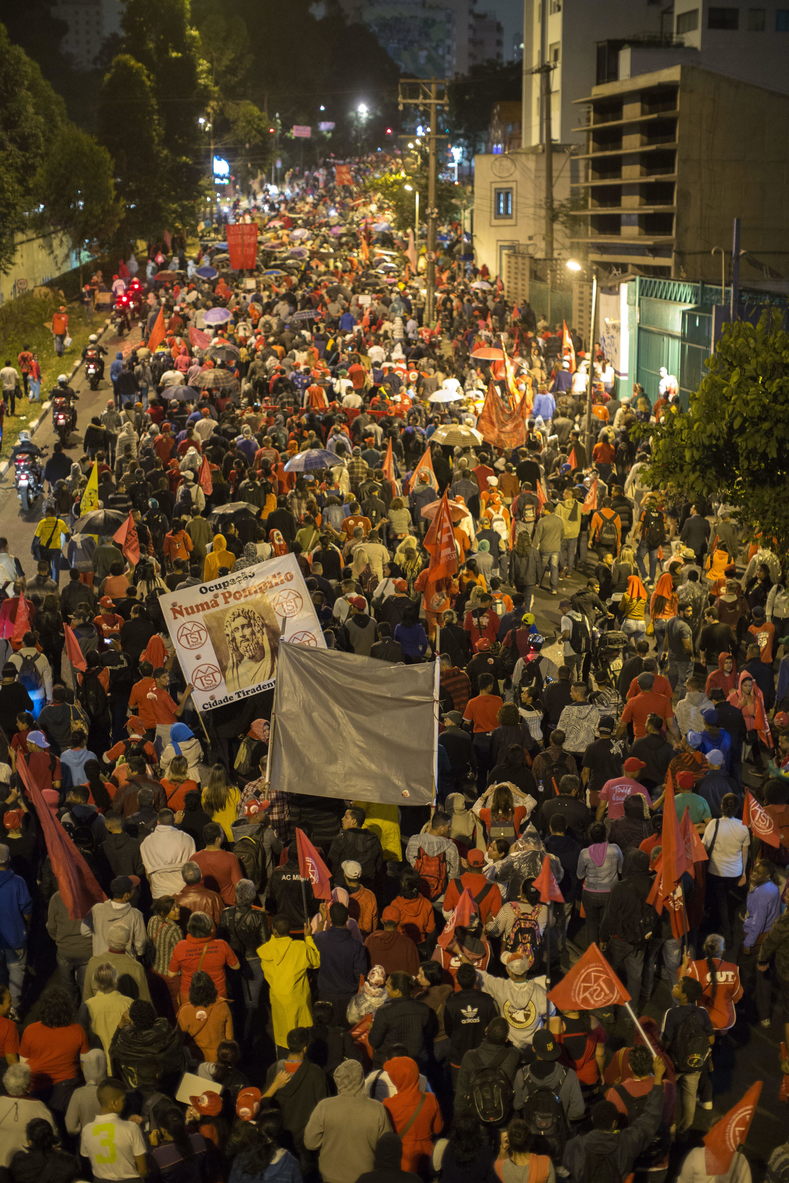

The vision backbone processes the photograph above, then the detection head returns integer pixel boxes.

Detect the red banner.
[534,854,564,904]
[113,511,140,566]
[335,165,352,186]
[548,943,630,1012]
[477,381,526,451]
[438,887,476,950]
[226,223,259,270]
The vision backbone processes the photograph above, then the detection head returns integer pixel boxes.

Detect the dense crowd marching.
[0,169,785,1183]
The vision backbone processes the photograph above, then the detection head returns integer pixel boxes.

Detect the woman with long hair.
[150,1103,211,1182]
[493,1117,555,1183]
[177,970,234,1065]
[619,573,649,636]
[8,1118,79,1183]
[160,753,199,812]
[473,780,531,843]
[202,764,241,841]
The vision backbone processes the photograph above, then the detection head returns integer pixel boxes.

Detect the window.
[747,7,766,29]
[708,6,739,28]
[676,9,699,33]
[550,0,562,12]
[777,8,789,28]
[549,41,560,63]
[493,187,513,219]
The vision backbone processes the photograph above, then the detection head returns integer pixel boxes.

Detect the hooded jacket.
[382,1057,442,1174]
[203,533,235,581]
[264,1057,327,1151]
[258,933,320,1048]
[455,1037,520,1114]
[65,1048,105,1135]
[110,1016,183,1093]
[304,1060,390,1183]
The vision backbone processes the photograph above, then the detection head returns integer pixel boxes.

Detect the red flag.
[533,854,564,904]
[743,790,780,847]
[113,511,140,566]
[680,808,709,869]
[567,447,578,470]
[382,437,397,497]
[140,634,166,669]
[535,481,546,511]
[17,755,105,918]
[582,478,599,513]
[647,777,693,936]
[548,942,630,1012]
[198,455,213,496]
[11,596,32,649]
[423,492,459,582]
[147,307,166,353]
[189,326,211,350]
[406,444,438,494]
[63,623,87,673]
[562,321,576,372]
[704,1082,761,1176]
[477,381,527,451]
[438,887,476,950]
[295,827,332,901]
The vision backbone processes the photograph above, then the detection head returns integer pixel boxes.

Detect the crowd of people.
[0,169,785,1183]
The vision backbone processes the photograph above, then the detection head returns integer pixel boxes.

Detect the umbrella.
[208,502,259,524]
[470,346,504,361]
[290,228,310,239]
[206,343,241,362]
[194,368,238,390]
[292,309,319,321]
[372,222,391,232]
[262,268,286,276]
[204,307,232,325]
[428,389,464,403]
[471,280,492,290]
[153,270,178,283]
[420,498,468,523]
[196,265,218,279]
[289,248,308,257]
[429,424,483,447]
[73,509,126,536]
[284,449,343,472]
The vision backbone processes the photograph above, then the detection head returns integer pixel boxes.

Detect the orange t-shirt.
[161,777,199,811]
[463,694,504,734]
[20,1022,88,1086]
[619,690,673,738]
[0,1017,19,1059]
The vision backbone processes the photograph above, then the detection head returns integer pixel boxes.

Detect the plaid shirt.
[241,775,290,842]
[440,667,472,712]
[346,456,369,489]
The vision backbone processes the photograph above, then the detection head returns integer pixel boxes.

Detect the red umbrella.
[420,498,468,523]
[471,346,504,361]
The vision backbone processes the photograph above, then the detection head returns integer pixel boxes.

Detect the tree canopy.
[647,312,789,555]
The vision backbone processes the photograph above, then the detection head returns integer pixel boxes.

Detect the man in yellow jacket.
[258,915,320,1052]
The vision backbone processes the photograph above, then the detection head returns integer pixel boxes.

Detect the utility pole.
[398,78,448,326]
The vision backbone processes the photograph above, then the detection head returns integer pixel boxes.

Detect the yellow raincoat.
[258,934,320,1048]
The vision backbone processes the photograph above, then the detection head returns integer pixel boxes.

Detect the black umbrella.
[73,509,126,536]
[208,502,259,524]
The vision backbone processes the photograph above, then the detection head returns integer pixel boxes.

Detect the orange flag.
[680,808,709,870]
[406,443,438,494]
[647,776,693,938]
[548,943,630,1012]
[477,381,527,451]
[382,437,397,497]
[423,491,459,582]
[582,477,599,513]
[295,827,332,901]
[11,596,32,649]
[63,623,88,673]
[438,887,476,950]
[562,320,575,372]
[704,1082,761,1176]
[113,511,140,565]
[533,854,564,904]
[147,307,166,353]
[567,447,579,470]
[198,455,213,496]
[743,790,781,847]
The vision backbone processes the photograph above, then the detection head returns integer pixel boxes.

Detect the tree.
[36,125,121,255]
[218,101,274,189]
[448,61,521,156]
[647,312,789,556]
[97,54,164,240]
[365,170,463,235]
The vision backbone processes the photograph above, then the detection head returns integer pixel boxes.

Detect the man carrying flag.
[80,461,99,515]
[415,491,458,640]
[113,511,141,566]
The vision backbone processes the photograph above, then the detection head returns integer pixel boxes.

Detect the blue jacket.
[0,869,31,949]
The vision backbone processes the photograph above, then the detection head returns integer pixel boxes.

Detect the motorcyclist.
[10,430,44,466]
[82,334,107,379]
[51,374,79,431]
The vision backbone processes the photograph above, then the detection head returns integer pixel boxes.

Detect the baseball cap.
[341,859,362,880]
[190,1090,223,1116]
[532,1029,561,1060]
[686,731,703,750]
[393,578,408,593]
[701,708,718,725]
[676,770,697,789]
[3,810,23,831]
[444,711,463,726]
[486,475,499,486]
[623,757,646,774]
[475,638,492,653]
[243,798,270,819]
[235,1087,262,1121]
[705,749,725,767]
[597,716,615,734]
[349,595,367,611]
[382,905,401,924]
[26,730,49,749]
[99,595,115,608]
[467,849,485,868]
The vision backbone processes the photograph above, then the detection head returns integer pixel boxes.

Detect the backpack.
[414,846,449,900]
[16,653,43,694]
[521,1069,569,1157]
[669,1007,712,1073]
[611,1083,671,1169]
[582,1145,624,1183]
[567,611,591,654]
[451,878,493,908]
[80,671,109,723]
[61,812,101,858]
[597,512,619,552]
[233,736,260,779]
[502,903,543,970]
[489,816,517,841]
[469,1062,514,1125]
[234,834,267,891]
[642,508,665,549]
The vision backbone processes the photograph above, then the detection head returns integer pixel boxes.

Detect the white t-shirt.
[479,973,553,1048]
[703,817,750,878]
[81,1112,146,1180]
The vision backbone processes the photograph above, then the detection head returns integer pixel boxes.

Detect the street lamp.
[566,258,598,460]
[404,183,419,242]
[711,246,726,302]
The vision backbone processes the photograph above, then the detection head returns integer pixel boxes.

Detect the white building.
[671,0,789,92]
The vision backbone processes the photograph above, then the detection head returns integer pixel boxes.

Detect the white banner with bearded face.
[160,552,325,711]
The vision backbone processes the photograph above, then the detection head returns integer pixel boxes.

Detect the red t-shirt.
[619,691,673,738]
[169,936,239,1000]
[20,1022,88,1085]
[0,1016,19,1059]
[463,694,504,734]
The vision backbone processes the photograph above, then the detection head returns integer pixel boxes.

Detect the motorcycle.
[14,451,46,513]
[52,396,76,445]
[85,356,102,390]
[112,296,132,336]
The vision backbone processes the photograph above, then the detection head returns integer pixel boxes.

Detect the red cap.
[467,849,485,867]
[189,1091,222,1116]
[349,595,367,612]
[623,757,646,774]
[676,770,697,789]
[475,638,492,652]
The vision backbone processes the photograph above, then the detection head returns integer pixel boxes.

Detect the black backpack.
[16,653,43,694]
[597,512,619,552]
[567,611,591,653]
[469,1061,514,1126]
[81,671,109,723]
[521,1067,570,1158]
[611,1083,670,1169]
[669,1007,712,1073]
[582,1144,624,1183]
[62,811,101,858]
[642,509,665,549]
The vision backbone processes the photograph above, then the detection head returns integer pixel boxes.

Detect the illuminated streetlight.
[403,183,419,242]
[566,258,583,272]
[357,102,369,117]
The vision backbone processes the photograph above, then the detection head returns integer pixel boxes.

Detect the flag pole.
[544,902,552,1018]
[624,1001,657,1055]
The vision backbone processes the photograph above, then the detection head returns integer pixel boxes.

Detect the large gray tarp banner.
[269,642,439,805]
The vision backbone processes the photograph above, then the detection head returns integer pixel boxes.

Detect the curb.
[0,316,112,480]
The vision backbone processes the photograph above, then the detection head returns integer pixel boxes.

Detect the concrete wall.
[673,0,789,95]
[0,232,80,306]
[674,69,789,283]
[473,145,572,277]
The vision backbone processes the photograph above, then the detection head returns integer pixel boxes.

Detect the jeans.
[606,936,646,1006]
[56,952,88,999]
[0,946,26,1008]
[539,551,560,592]
[55,335,65,357]
[676,1069,701,1132]
[582,890,609,945]
[707,872,744,946]
[560,537,578,572]
[738,947,772,1023]
[636,544,660,583]
[622,619,647,637]
[667,657,693,690]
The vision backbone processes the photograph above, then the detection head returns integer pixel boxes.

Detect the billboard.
[159,553,325,712]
